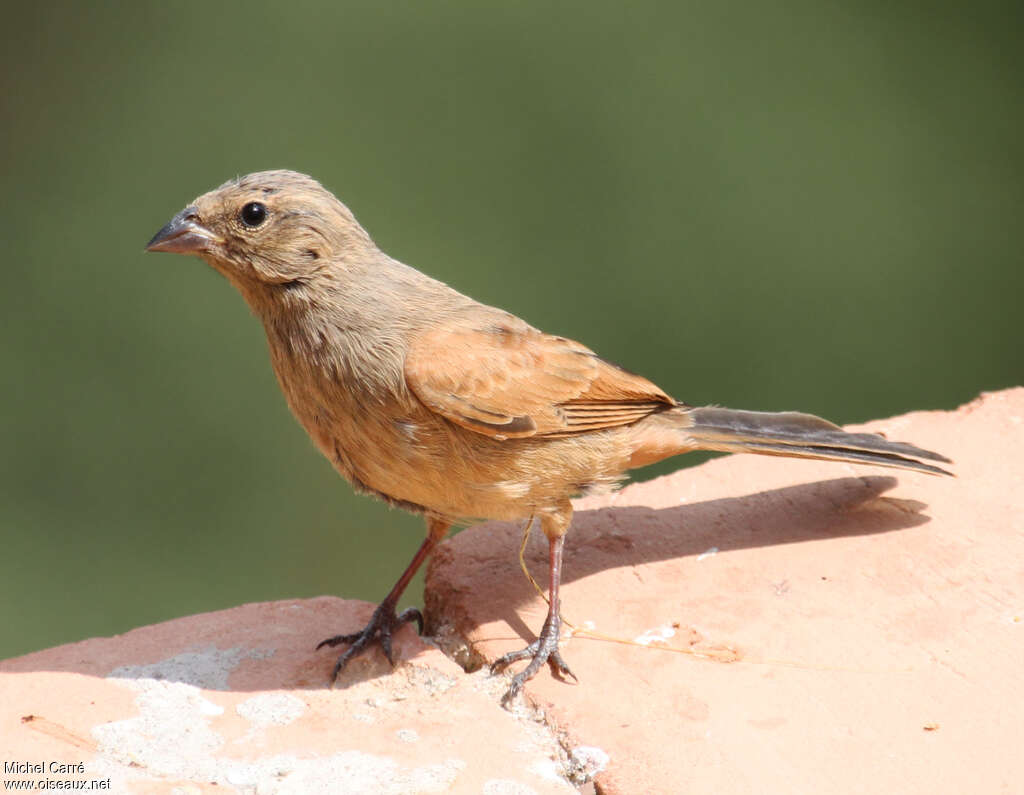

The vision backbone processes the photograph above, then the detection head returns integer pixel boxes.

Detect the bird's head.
[146,170,374,292]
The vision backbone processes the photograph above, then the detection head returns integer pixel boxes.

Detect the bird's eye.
[240,202,267,228]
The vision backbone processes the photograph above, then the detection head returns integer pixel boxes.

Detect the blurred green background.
[2,2,1020,659]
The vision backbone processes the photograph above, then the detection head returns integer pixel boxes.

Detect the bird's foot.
[316,600,424,683]
[490,611,578,707]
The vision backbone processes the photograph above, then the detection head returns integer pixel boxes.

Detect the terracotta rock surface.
[3,390,1020,793]
[425,388,1024,794]
[0,598,579,793]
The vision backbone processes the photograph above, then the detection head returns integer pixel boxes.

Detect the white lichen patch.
[92,646,268,783]
[107,645,271,690]
[236,693,307,728]
[87,645,585,792]
[527,757,571,785]
[569,745,609,778]
[633,624,677,646]
[482,779,540,795]
[93,679,225,779]
[88,646,476,793]
[222,752,466,794]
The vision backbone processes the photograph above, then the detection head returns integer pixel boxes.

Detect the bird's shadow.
[0,476,930,694]
[425,475,930,648]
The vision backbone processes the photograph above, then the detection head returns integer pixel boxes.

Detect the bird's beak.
[145,206,222,254]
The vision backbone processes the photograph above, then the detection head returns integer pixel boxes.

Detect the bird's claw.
[491,612,577,707]
[317,603,423,683]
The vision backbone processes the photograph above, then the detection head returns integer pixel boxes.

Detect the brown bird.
[146,170,951,704]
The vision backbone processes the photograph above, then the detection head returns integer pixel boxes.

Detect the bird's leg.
[317,516,450,683]
[492,505,577,706]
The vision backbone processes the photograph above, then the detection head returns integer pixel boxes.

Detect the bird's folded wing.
[404,314,676,438]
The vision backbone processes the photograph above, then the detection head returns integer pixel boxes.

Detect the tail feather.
[686,407,952,476]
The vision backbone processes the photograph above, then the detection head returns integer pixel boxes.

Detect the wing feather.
[404,312,677,438]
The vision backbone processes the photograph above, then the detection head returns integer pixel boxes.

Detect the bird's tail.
[683,407,952,476]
